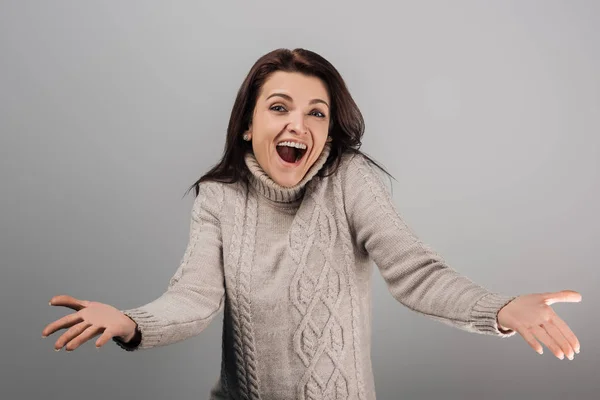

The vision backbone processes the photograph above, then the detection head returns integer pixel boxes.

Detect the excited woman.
[43,48,582,400]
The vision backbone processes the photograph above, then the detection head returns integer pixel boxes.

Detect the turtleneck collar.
[244,143,331,203]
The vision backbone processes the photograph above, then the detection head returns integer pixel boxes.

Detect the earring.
[326,136,332,143]
[243,133,251,141]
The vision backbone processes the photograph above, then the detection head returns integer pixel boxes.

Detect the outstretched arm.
[113,181,226,351]
[341,153,515,336]
[341,153,581,359]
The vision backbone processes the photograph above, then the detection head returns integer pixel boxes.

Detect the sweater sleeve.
[341,153,516,337]
[113,181,226,351]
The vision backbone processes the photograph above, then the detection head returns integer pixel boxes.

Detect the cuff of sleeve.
[112,326,141,351]
[470,293,518,338]
[112,308,165,351]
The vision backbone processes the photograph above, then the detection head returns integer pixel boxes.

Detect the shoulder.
[196,180,225,197]
[192,179,250,220]
[325,151,367,183]
[338,150,365,169]
[191,180,226,218]
[334,151,390,192]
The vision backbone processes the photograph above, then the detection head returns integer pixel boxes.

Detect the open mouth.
[276,142,308,165]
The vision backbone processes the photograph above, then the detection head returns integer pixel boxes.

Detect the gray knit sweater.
[115,144,516,399]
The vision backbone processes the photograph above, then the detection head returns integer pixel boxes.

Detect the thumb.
[544,290,582,305]
[49,294,91,311]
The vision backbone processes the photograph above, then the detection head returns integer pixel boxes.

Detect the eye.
[270,104,287,112]
[310,109,326,118]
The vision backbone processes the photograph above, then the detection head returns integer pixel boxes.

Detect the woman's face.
[244,71,331,187]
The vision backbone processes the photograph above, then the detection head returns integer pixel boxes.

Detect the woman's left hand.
[497,290,581,360]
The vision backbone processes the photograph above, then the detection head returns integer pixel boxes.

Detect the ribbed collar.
[244,143,331,203]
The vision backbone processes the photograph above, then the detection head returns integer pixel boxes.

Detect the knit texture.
[115,144,517,399]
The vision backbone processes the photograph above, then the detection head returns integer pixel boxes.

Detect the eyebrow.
[265,92,330,109]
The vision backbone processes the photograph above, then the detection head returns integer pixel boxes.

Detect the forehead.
[259,71,329,102]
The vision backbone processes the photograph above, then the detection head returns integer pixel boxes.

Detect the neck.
[244,143,331,203]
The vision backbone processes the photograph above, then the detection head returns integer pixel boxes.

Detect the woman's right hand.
[42,294,138,351]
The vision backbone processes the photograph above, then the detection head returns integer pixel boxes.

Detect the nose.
[287,111,307,135]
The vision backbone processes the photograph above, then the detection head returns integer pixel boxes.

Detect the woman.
[43,48,581,400]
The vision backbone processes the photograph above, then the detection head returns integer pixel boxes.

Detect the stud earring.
[243,133,251,141]
[326,136,332,143]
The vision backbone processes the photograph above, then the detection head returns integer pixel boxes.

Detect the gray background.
[1,1,598,399]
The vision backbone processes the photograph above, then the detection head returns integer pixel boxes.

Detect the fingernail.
[559,354,564,360]
[42,335,46,338]
[54,348,60,352]
[48,301,52,306]
[575,347,580,354]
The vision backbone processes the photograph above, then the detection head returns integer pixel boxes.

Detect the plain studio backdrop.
[1,1,598,399]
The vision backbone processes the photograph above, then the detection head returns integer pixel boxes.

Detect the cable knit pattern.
[226,181,262,400]
[238,190,261,399]
[331,174,367,400]
[116,149,517,399]
[289,192,349,400]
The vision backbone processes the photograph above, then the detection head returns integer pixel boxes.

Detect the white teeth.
[276,141,307,150]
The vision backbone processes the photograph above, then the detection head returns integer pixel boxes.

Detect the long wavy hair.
[185,48,392,197]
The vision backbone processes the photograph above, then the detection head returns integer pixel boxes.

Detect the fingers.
[552,315,580,354]
[531,325,564,359]
[543,322,575,360]
[517,328,544,355]
[42,312,83,337]
[54,321,92,351]
[544,290,582,305]
[49,294,90,311]
[65,325,103,351]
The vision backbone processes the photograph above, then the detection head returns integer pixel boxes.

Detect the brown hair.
[185,48,392,197]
